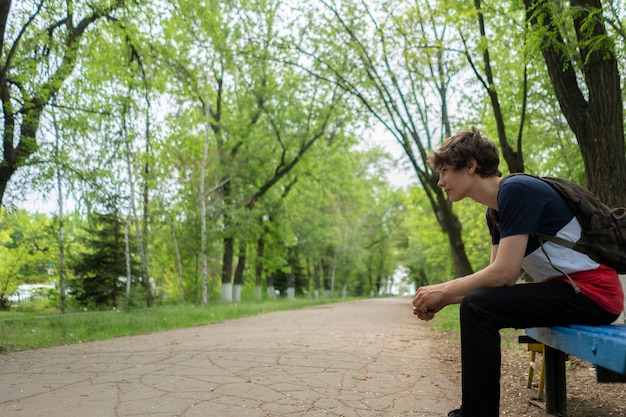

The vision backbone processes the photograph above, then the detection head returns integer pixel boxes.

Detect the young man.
[412,127,624,417]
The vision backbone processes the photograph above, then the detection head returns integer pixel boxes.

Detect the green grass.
[428,303,523,348]
[429,304,461,332]
[0,297,352,353]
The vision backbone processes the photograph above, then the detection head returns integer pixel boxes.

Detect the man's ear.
[467,158,477,174]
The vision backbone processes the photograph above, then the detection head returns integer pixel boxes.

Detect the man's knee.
[461,288,493,312]
[460,287,510,326]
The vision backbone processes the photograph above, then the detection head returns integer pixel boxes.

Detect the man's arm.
[412,234,528,320]
[490,244,498,264]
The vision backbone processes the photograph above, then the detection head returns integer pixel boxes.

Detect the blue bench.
[525,324,626,416]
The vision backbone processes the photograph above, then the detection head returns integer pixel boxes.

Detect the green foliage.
[69,210,141,309]
[400,187,493,288]
[400,187,453,286]
[455,198,492,272]
[6,0,626,313]
[0,209,58,309]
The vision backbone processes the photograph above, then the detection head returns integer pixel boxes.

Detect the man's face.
[437,163,472,202]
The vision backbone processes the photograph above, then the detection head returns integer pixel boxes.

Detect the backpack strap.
[536,232,576,251]
[536,234,581,293]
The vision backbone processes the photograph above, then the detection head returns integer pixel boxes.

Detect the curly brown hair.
[427,127,502,178]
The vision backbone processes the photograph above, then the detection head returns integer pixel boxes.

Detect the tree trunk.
[524,0,626,206]
[322,249,333,297]
[56,187,67,313]
[266,249,275,298]
[313,263,321,299]
[286,270,295,299]
[233,241,246,302]
[141,100,152,306]
[255,236,265,300]
[168,216,185,303]
[442,205,474,277]
[266,280,276,299]
[427,175,474,277]
[53,117,67,314]
[200,101,211,305]
[330,247,339,297]
[221,236,234,302]
[413,170,474,279]
[124,221,132,310]
[367,254,375,296]
[123,110,152,308]
[471,0,526,174]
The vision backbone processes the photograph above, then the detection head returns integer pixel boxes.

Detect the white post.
[615,274,626,324]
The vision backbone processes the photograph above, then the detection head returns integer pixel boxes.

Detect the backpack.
[506,173,626,274]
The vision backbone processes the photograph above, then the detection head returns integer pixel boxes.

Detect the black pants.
[459,280,618,417]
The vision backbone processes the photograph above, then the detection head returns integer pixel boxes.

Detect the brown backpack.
[506,173,626,274]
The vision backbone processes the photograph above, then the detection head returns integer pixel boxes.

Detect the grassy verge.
[0,297,352,353]
[429,304,461,332]
[428,303,521,347]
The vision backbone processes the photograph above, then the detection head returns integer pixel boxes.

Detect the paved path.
[0,297,459,417]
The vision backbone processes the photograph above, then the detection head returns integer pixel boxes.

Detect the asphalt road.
[0,297,459,417]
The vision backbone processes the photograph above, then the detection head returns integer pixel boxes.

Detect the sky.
[364,125,416,189]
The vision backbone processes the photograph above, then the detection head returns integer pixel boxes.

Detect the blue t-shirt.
[487,175,599,281]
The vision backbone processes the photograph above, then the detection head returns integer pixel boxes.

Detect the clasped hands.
[412,283,446,321]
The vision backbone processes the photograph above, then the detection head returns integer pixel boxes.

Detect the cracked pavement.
[0,297,459,417]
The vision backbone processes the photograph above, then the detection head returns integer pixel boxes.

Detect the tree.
[456,0,527,174]
[50,104,68,312]
[0,0,132,207]
[70,208,140,308]
[523,0,626,205]
[0,208,57,309]
[279,0,475,277]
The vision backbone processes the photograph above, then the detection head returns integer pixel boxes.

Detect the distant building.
[8,283,56,303]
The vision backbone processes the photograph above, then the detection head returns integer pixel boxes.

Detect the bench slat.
[566,323,626,337]
[526,324,626,375]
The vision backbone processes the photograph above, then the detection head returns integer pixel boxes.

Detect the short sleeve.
[497,179,546,238]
